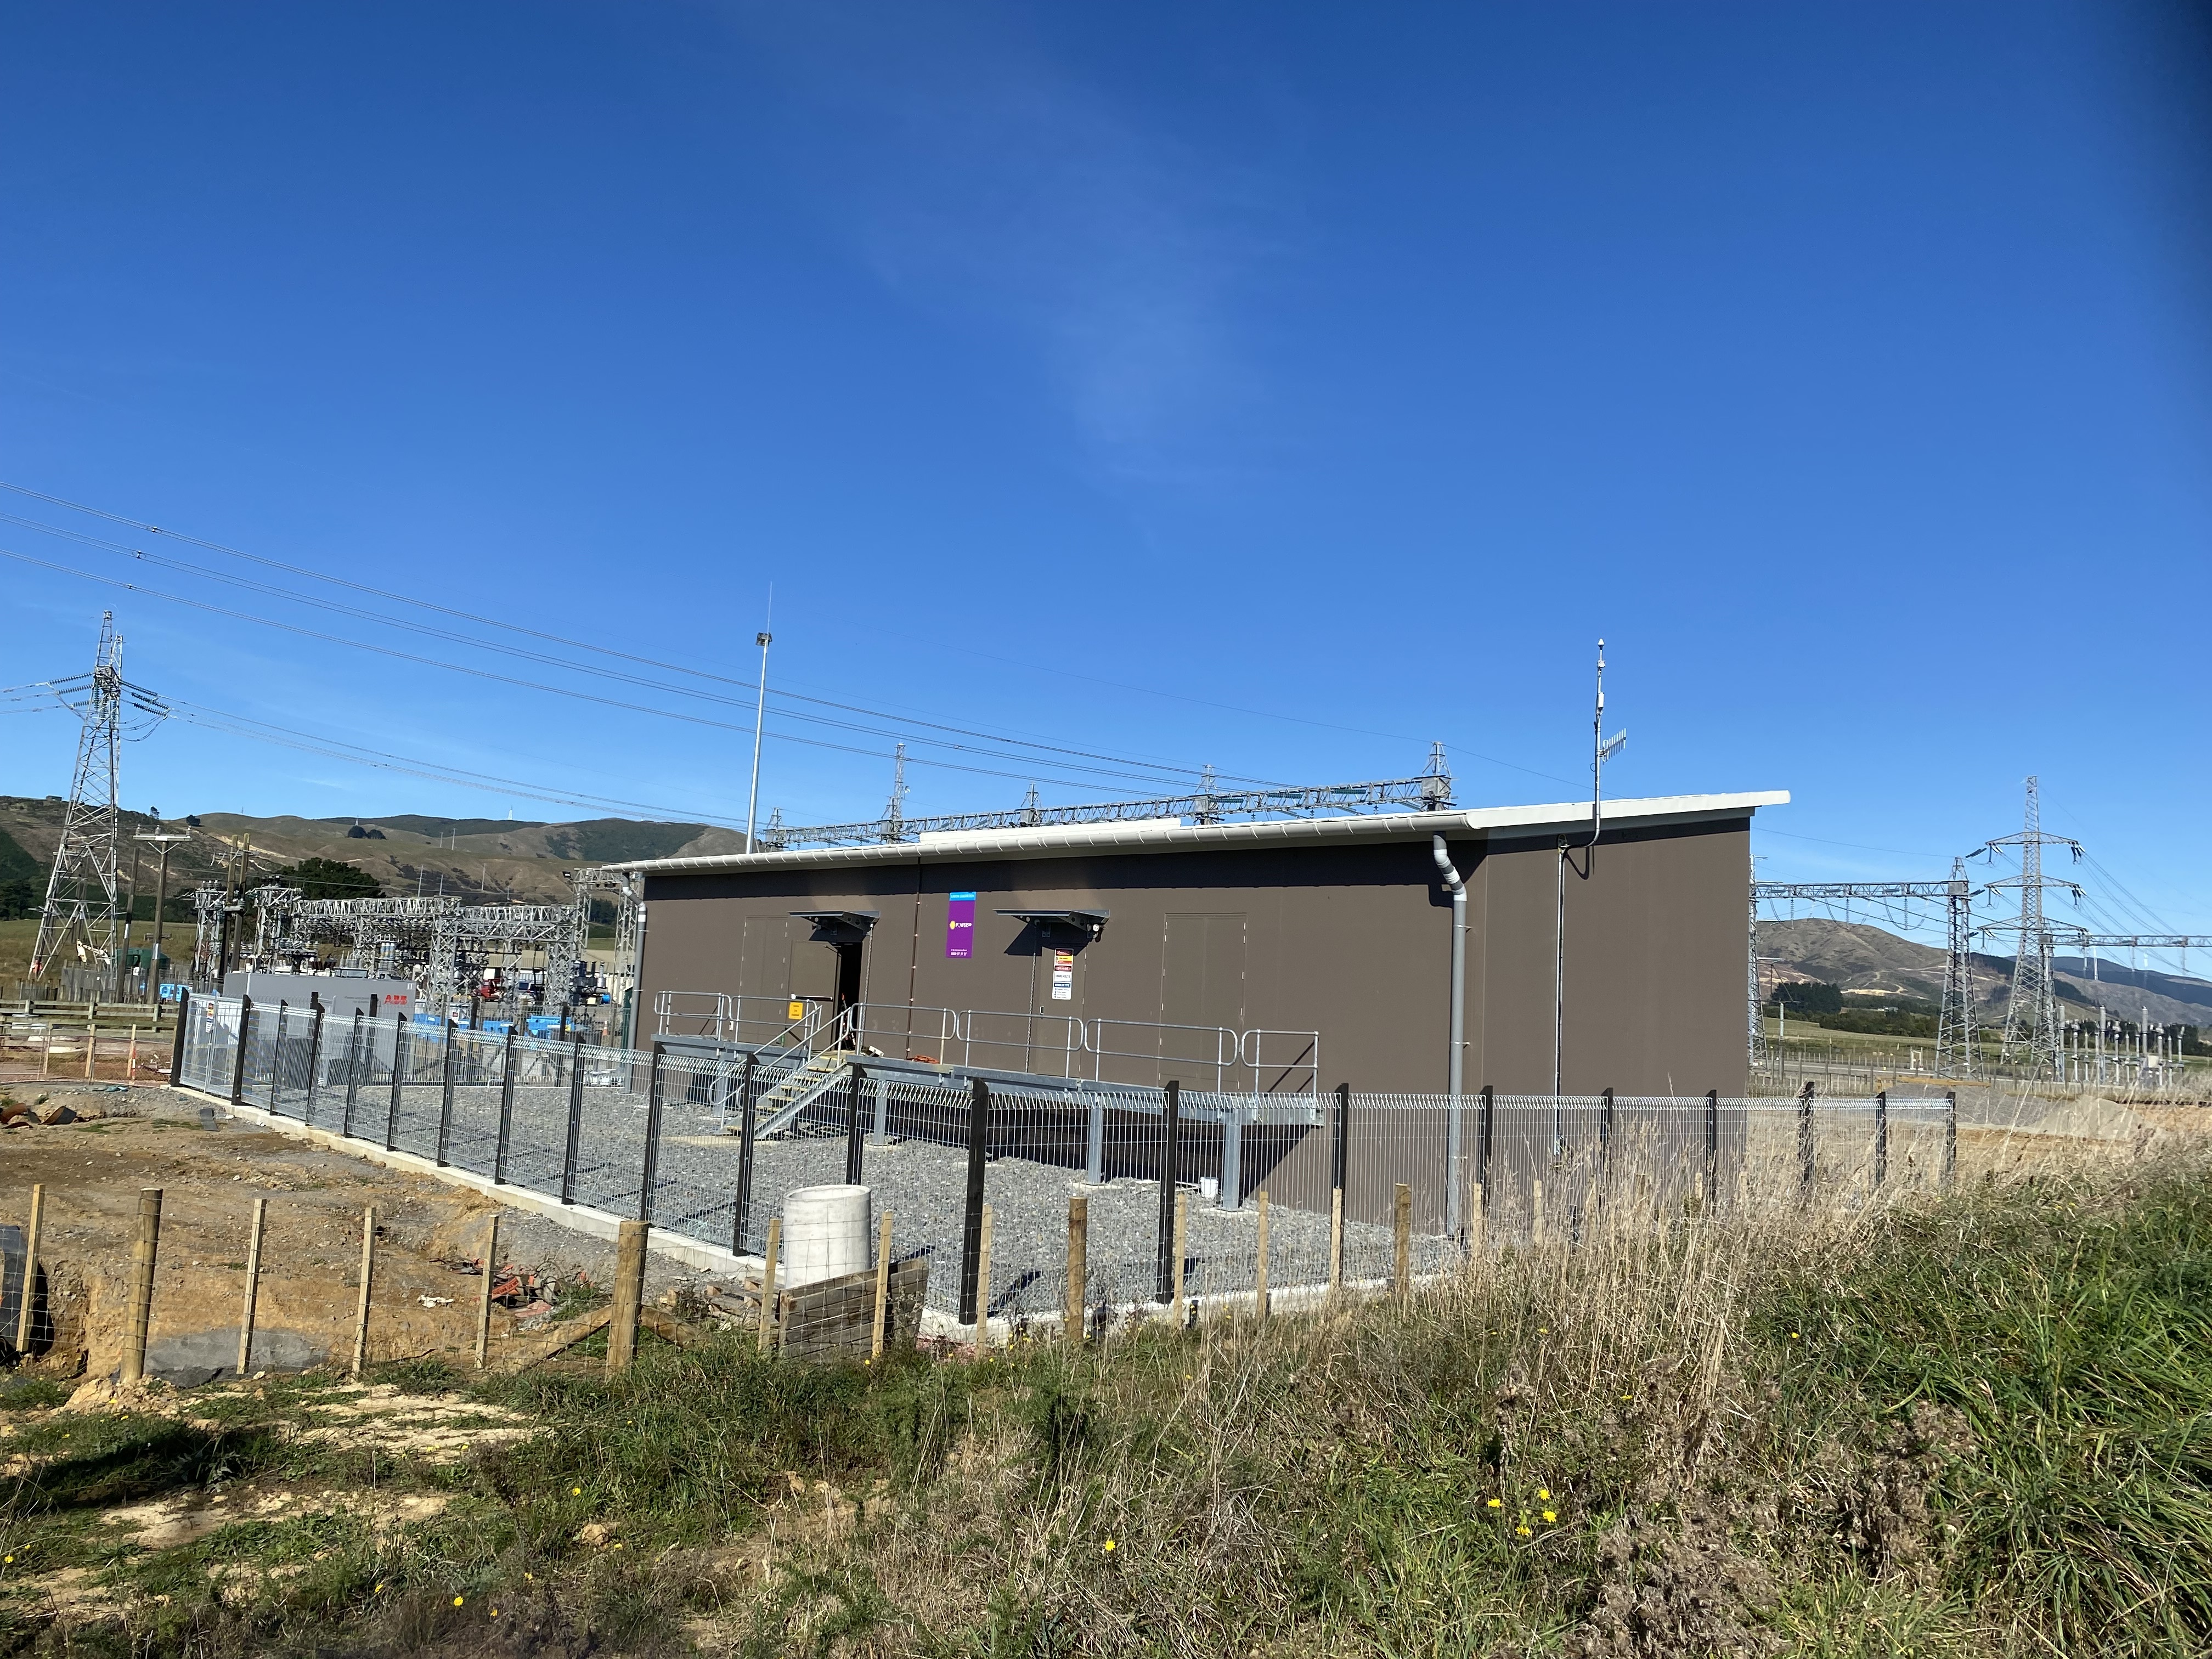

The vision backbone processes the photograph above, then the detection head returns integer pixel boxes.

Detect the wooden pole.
[1392,1182,1412,1298]
[606,1217,647,1374]
[41,1020,52,1078]
[350,1206,375,1379]
[1066,1193,1088,1344]
[1254,1189,1271,1323]
[871,1207,894,1362]
[974,1203,992,1348]
[1170,1189,1188,1327]
[1532,1178,1546,1246]
[756,1216,781,1355]
[14,1184,44,1356]
[122,1188,162,1386]
[84,1023,97,1080]
[1328,1188,1344,1298]
[235,1197,266,1376]
[473,1212,499,1370]
[127,1025,138,1079]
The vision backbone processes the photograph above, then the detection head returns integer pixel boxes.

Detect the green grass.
[2,1157,2209,1655]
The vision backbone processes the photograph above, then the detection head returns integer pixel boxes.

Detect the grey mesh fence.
[177,994,1960,1330]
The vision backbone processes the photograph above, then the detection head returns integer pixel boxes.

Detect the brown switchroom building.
[617,791,1785,1099]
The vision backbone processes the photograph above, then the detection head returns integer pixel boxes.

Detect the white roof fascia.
[611,791,1788,877]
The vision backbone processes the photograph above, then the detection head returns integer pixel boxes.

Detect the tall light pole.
[136,819,192,1010]
[744,629,772,852]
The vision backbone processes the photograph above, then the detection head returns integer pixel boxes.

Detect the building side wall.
[635,819,1750,1096]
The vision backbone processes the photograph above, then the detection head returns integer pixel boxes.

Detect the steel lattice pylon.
[1934,858,1977,1079]
[1979,777,2083,1080]
[29,614,168,986]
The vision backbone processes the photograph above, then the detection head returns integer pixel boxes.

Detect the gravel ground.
[216,1053,1444,1317]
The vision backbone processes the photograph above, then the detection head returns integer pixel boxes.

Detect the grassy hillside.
[0,797,746,911]
[4,1150,2208,1655]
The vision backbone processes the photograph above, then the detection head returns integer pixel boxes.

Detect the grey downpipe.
[1433,834,1469,1237]
[1432,834,1467,1098]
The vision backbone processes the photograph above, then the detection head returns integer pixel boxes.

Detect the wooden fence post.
[1156,1079,1182,1304]
[1329,1081,1348,1291]
[1254,1189,1271,1323]
[122,1189,163,1387]
[871,1208,894,1362]
[1066,1193,1088,1344]
[86,1021,98,1080]
[1392,1182,1412,1297]
[1170,1189,1188,1326]
[235,1197,266,1377]
[607,1218,647,1375]
[974,1202,993,1347]
[1873,1090,1889,1189]
[756,1216,782,1356]
[1944,1090,1958,1188]
[351,1206,376,1378]
[15,1184,45,1356]
[958,1079,990,1325]
[474,1213,499,1369]
[1797,1081,1816,1200]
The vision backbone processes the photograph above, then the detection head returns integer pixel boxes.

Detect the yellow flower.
[4,1555,13,1565]
[490,1609,500,1618]
[1103,1539,1116,1553]
[453,1596,465,1607]
[1515,1525,1531,1537]
[374,1583,383,1593]
[1537,1488,1550,1500]
[1789,1331,1801,1340]
[1543,1510,1557,1522]
[1486,1497,1502,1509]
[572,1486,582,1496]
[611,1543,623,1550]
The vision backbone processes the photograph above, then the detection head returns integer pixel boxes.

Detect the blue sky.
[3,2,2208,945]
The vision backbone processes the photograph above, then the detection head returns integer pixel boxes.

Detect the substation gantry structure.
[1752,870,1978,1077]
[190,870,635,1022]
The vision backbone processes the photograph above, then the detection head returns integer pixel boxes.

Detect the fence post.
[1600,1087,1616,1177]
[731,1049,757,1249]
[1222,1101,1244,1211]
[15,1183,45,1356]
[1254,1189,1271,1323]
[1873,1089,1889,1189]
[436,1020,459,1166]
[1797,1081,1816,1199]
[562,1036,586,1205]
[1392,1182,1412,1297]
[230,995,255,1107]
[640,1041,667,1223]
[843,1061,867,1186]
[1156,1080,1182,1304]
[385,1010,405,1152]
[342,1009,364,1137]
[1085,1090,1105,1184]
[351,1206,376,1378]
[871,1073,889,1148]
[958,1079,990,1325]
[236,1196,266,1377]
[607,1218,647,1375]
[1703,1089,1720,1209]
[169,988,190,1085]
[494,1024,519,1184]
[872,1207,895,1361]
[268,1001,287,1114]
[1329,1081,1350,1291]
[1066,1192,1088,1342]
[474,1213,498,1370]
[975,1203,993,1345]
[1170,1189,1189,1326]
[307,997,329,1125]
[122,1188,163,1387]
[757,1216,781,1355]
[1944,1090,1957,1188]
[1478,1085,1496,1221]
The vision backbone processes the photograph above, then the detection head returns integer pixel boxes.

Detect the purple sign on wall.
[946,891,977,959]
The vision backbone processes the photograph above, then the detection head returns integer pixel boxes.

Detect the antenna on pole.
[744,620,772,853]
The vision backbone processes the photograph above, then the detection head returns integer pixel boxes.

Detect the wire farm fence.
[176,995,1956,1329]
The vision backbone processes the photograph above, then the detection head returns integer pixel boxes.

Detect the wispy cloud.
[724,6,1284,468]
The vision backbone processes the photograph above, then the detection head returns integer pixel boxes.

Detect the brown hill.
[1760,915,2212,1028]
[0,797,743,908]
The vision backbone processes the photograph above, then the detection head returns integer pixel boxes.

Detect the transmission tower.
[29,614,168,988]
[1978,776,2083,1079]
[1934,857,1976,1078]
